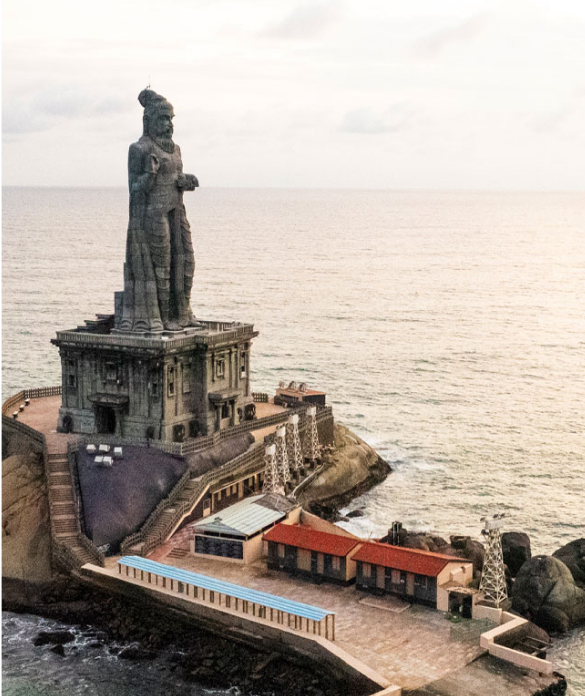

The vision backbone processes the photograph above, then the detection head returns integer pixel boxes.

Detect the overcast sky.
[3,0,585,189]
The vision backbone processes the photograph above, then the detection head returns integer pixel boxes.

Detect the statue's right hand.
[146,154,160,174]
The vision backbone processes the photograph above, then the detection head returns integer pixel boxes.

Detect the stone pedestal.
[52,318,258,441]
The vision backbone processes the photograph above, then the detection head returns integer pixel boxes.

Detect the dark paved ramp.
[77,446,187,550]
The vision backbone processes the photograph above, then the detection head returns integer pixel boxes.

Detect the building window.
[182,363,191,393]
[150,382,159,398]
[331,556,341,572]
[168,367,175,396]
[216,359,225,378]
[362,562,371,578]
[105,362,117,383]
[221,402,230,419]
[68,373,76,388]
[189,420,199,438]
[278,544,285,558]
[415,575,427,589]
[240,351,246,377]
[391,569,401,585]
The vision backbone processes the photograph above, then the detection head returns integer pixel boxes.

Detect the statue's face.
[151,109,174,139]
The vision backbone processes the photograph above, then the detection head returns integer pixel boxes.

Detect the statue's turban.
[138,89,174,116]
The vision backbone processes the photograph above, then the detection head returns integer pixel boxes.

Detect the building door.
[96,406,116,434]
[406,573,415,597]
[311,551,318,575]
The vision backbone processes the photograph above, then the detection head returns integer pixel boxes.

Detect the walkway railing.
[120,442,265,556]
[117,556,336,640]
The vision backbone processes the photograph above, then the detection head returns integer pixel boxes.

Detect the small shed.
[352,541,473,609]
[264,523,362,585]
[190,494,299,564]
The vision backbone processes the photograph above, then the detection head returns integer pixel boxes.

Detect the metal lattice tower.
[479,514,508,608]
[262,444,283,495]
[275,426,291,485]
[287,414,303,472]
[304,406,320,463]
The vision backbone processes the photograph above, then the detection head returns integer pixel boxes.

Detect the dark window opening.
[168,367,175,396]
[221,402,229,419]
[105,362,117,383]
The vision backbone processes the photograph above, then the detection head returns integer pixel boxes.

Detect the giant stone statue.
[120,89,199,333]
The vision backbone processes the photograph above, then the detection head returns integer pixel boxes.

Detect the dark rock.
[502,531,531,577]
[346,509,365,518]
[450,535,468,550]
[405,535,433,551]
[118,645,155,661]
[461,539,485,573]
[34,630,75,646]
[536,606,571,634]
[511,555,585,632]
[50,644,66,656]
[553,539,585,587]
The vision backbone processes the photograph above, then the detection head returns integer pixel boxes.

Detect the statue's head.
[138,89,175,149]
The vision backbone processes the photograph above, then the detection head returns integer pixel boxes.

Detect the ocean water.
[3,187,585,693]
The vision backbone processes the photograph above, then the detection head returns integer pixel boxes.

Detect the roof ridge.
[364,539,463,561]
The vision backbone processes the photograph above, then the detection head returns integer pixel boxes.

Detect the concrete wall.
[82,564,389,694]
[479,615,554,675]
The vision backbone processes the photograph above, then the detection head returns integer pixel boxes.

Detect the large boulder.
[299,424,390,512]
[2,448,53,584]
[511,555,585,633]
[502,531,531,577]
[449,535,485,574]
[553,539,585,587]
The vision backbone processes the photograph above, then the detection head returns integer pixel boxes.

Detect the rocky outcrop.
[297,424,390,517]
[2,445,53,584]
[502,531,532,577]
[553,539,585,587]
[511,555,585,633]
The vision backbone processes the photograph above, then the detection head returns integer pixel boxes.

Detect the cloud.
[531,89,585,133]
[340,104,414,135]
[260,1,343,40]
[3,86,135,140]
[413,12,491,59]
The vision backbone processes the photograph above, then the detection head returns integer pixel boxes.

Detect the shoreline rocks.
[7,583,345,696]
[511,555,585,633]
[298,423,391,519]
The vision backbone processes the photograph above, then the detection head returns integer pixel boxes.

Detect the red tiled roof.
[352,541,466,577]
[263,524,361,557]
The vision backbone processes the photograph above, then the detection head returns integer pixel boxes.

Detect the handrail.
[1,390,26,416]
[120,442,266,555]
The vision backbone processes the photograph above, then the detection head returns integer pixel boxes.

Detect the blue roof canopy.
[118,556,334,622]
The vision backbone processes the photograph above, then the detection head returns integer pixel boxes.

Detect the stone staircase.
[45,449,102,568]
[139,478,208,555]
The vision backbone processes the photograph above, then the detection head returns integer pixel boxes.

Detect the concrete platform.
[132,554,490,692]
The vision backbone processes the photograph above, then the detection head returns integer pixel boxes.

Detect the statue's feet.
[163,321,183,332]
[187,312,199,326]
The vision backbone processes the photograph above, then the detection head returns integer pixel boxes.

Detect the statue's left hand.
[177,174,199,191]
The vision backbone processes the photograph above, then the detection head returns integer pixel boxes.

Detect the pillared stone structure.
[53,90,257,441]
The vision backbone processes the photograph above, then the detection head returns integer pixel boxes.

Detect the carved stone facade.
[52,319,257,441]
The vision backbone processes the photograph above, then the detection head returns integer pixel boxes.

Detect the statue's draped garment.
[120,136,194,333]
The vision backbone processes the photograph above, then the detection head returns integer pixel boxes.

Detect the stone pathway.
[162,554,489,691]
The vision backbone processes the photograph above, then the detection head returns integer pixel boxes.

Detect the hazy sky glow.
[3,0,585,189]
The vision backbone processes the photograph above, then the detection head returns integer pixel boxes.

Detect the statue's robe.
[120,136,194,333]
